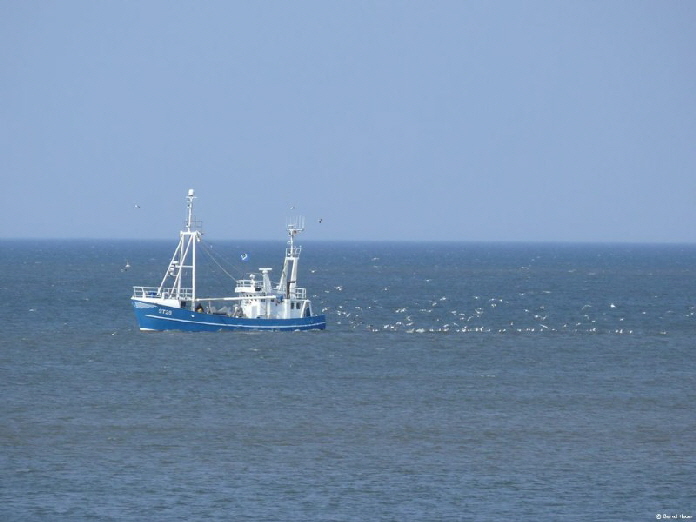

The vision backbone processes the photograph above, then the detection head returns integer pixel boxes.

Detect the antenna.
[287,216,305,235]
[185,189,196,231]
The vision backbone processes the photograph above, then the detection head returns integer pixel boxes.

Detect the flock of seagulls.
[313,283,687,336]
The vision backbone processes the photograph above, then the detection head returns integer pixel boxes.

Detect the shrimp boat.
[131,189,326,332]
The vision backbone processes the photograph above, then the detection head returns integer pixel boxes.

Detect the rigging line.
[199,242,238,282]
[198,240,243,281]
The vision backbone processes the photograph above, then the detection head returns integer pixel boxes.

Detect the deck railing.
[132,286,194,300]
[133,285,305,301]
[235,280,264,293]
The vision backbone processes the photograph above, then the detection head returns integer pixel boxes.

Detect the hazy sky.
[2,1,695,242]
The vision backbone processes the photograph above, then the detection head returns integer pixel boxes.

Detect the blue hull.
[132,301,326,332]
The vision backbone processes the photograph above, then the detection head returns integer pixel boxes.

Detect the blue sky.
[2,1,695,242]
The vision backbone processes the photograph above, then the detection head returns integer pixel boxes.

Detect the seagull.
[318,218,323,223]
[134,204,141,209]
[240,253,249,261]
[121,260,131,272]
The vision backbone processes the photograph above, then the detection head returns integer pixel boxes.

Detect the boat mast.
[158,189,200,304]
[185,189,197,304]
[278,217,304,299]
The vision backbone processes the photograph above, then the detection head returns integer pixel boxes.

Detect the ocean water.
[1,240,694,521]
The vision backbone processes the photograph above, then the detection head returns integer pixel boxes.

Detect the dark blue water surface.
[1,240,694,521]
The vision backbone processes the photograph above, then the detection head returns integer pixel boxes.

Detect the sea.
[1,239,694,521]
